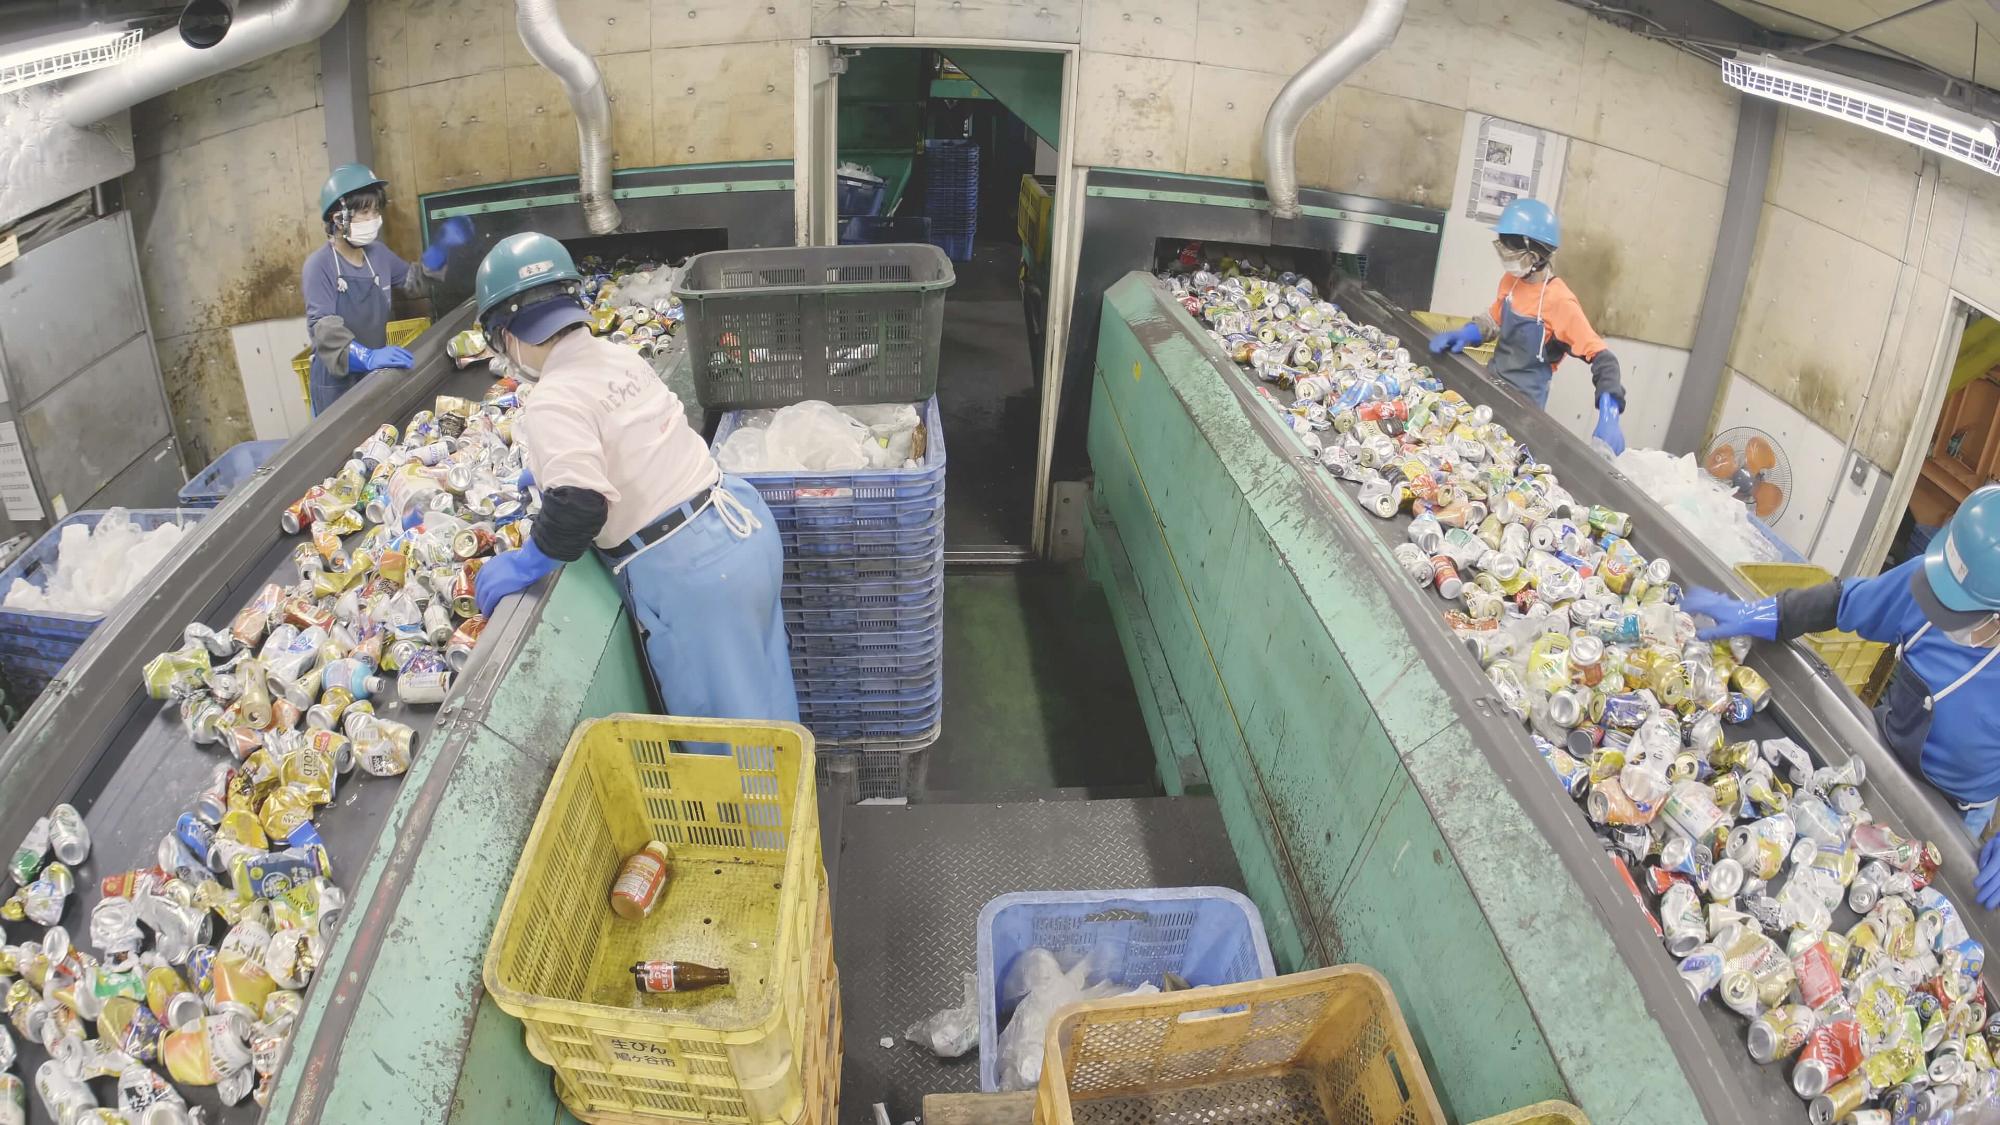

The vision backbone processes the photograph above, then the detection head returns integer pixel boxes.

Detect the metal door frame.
[795,36,1082,558]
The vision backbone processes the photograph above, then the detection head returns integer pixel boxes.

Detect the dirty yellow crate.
[485,715,826,1125]
[1469,1102,1590,1125]
[1017,174,1053,270]
[1411,310,1496,366]
[1034,965,1445,1125]
[1736,562,1893,705]
[290,316,430,404]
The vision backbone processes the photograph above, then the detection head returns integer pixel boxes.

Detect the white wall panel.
[1082,0,1197,58]
[1712,371,1846,556]
[914,0,1082,42]
[1074,52,1193,171]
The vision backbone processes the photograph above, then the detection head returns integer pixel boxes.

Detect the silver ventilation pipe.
[56,0,349,126]
[515,0,620,234]
[1259,0,1406,220]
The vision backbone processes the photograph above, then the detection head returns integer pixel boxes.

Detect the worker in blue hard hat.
[1427,199,1628,455]
[302,162,473,415]
[1685,485,2000,903]
[470,232,797,742]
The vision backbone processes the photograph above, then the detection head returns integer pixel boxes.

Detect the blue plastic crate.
[773,493,945,534]
[795,672,942,705]
[787,550,943,584]
[842,216,933,245]
[930,231,974,263]
[715,396,946,508]
[837,172,886,218]
[783,597,944,635]
[783,564,943,609]
[793,644,942,676]
[975,887,1277,1092]
[179,439,288,507]
[790,622,943,658]
[784,521,945,559]
[801,704,944,741]
[0,510,206,648]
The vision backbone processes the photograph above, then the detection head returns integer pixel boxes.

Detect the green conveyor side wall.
[1087,274,1708,1123]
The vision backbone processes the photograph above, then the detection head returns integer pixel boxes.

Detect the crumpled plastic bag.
[715,427,771,475]
[994,949,1159,1091]
[765,400,871,472]
[1612,448,1785,567]
[4,509,190,616]
[905,972,978,1058]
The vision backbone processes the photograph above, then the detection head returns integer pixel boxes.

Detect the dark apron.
[308,248,393,416]
[1488,280,1556,409]
[1875,622,2000,803]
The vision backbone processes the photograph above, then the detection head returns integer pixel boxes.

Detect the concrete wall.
[124,0,1734,468]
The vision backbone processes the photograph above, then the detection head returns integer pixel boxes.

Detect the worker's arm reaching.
[397,216,472,295]
[476,395,610,615]
[1685,561,1923,646]
[303,258,413,381]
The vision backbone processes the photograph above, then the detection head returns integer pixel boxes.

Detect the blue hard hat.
[1495,199,1560,248]
[1921,485,2000,616]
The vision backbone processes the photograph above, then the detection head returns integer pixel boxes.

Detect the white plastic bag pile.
[1613,448,1785,567]
[3,508,192,616]
[715,400,922,473]
[993,948,1159,1091]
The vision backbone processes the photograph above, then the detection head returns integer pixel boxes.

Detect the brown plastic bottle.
[631,961,730,994]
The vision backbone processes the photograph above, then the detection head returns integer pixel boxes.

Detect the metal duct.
[1260,0,1405,221]
[55,0,347,126]
[515,0,620,235]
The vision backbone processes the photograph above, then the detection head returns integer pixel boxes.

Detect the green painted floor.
[922,569,1159,797]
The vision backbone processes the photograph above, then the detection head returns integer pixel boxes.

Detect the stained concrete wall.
[126,0,1733,467]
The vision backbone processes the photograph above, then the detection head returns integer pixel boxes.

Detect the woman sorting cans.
[470,233,799,742]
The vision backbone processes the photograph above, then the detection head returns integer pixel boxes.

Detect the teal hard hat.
[475,232,588,343]
[1496,199,1560,248]
[318,163,388,218]
[1921,484,2000,618]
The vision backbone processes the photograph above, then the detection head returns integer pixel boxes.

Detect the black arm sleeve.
[532,486,609,562]
[1775,581,1843,640]
[1589,350,1625,411]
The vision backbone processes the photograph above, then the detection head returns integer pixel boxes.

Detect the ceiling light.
[1722,52,2000,175]
[0,26,142,97]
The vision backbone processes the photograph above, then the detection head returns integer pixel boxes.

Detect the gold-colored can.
[1731,664,1772,711]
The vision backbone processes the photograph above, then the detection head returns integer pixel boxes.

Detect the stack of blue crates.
[923,139,979,262]
[711,397,945,761]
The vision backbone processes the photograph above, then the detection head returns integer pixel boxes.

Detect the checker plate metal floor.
[831,797,1246,1122]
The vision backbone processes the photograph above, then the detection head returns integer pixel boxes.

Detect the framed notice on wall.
[1466,117,1547,223]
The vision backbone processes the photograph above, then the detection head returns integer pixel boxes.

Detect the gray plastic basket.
[681,244,955,409]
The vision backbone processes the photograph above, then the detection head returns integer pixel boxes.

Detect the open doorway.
[1887,308,2000,568]
[799,41,1072,558]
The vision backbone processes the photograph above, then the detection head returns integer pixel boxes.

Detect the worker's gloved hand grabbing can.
[1428,323,1483,355]
[347,341,414,374]
[1591,393,1626,458]
[1682,588,1781,642]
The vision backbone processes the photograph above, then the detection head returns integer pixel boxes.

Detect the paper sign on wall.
[1466,117,1547,223]
[0,422,43,520]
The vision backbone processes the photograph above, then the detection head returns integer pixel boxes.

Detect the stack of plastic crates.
[711,397,946,801]
[923,139,979,262]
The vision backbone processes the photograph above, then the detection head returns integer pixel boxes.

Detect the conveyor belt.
[0,306,509,1123]
[1132,273,1998,1122]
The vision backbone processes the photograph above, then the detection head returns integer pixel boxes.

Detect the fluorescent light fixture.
[0,26,143,97]
[1723,52,2000,175]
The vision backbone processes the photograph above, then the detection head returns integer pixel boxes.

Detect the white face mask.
[502,333,541,382]
[346,215,382,246]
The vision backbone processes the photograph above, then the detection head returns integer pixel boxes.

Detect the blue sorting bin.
[179,439,288,507]
[975,887,1275,1091]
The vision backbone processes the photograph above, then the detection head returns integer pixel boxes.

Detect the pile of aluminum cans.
[0,379,534,1121]
[1163,256,1996,1123]
[580,258,683,360]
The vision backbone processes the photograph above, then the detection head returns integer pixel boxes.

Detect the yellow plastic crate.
[1735,562,1893,705]
[290,316,431,404]
[485,715,825,1125]
[1034,965,1445,1125]
[1411,310,1497,366]
[1469,1102,1590,1125]
[1017,174,1053,270]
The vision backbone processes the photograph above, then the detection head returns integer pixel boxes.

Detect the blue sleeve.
[382,246,411,290]
[1835,557,1924,645]
[302,250,336,331]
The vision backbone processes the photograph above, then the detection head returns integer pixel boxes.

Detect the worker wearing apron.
[1686,486,2000,903]
[301,163,472,415]
[470,233,798,742]
[1426,199,1628,455]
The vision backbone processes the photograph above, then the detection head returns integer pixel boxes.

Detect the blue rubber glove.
[1428,323,1484,355]
[516,465,535,492]
[1975,835,2000,909]
[475,540,561,617]
[347,341,414,374]
[1592,393,1627,457]
[1683,587,1780,642]
[421,216,472,271]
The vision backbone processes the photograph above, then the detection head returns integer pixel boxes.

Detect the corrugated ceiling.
[1712,0,2000,89]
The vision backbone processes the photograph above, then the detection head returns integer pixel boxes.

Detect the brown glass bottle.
[631,960,731,994]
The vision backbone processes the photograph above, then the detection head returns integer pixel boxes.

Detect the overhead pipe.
[515,0,620,234]
[1260,0,1406,220]
[57,0,348,126]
